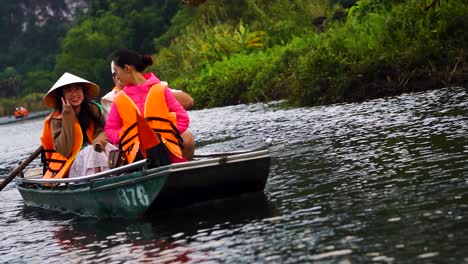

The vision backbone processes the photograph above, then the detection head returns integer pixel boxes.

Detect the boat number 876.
[119,185,150,207]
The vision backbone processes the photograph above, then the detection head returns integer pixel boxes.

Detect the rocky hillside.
[17,0,90,27]
[0,0,90,97]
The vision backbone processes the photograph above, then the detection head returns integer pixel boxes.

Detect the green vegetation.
[156,0,467,107]
[0,0,467,113]
[0,0,180,114]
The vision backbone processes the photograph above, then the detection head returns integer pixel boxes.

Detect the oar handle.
[0,146,43,191]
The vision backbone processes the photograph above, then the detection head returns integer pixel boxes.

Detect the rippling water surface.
[1,87,467,263]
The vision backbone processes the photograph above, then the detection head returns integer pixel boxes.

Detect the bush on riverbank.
[290,0,468,106]
[155,0,468,108]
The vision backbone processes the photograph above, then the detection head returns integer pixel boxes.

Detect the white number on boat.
[119,189,130,206]
[119,185,149,207]
[136,185,149,206]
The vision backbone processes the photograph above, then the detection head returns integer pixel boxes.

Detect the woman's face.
[63,84,84,107]
[113,62,131,85]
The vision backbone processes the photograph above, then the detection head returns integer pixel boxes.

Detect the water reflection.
[20,193,274,263]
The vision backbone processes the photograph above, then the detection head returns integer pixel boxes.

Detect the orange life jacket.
[41,110,95,179]
[113,83,183,163]
[20,108,28,116]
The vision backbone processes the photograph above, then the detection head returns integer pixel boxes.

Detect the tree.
[55,14,131,92]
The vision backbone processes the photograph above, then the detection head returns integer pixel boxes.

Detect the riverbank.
[155,0,468,108]
[341,57,468,104]
[0,110,50,126]
[2,1,467,111]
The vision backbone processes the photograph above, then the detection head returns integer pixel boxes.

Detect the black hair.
[111,48,153,72]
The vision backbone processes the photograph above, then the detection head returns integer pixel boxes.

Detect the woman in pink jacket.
[105,48,189,163]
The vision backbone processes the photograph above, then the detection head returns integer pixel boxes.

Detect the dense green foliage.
[154,0,467,107]
[0,0,467,113]
[55,0,181,95]
[0,0,180,101]
[0,1,70,73]
[0,1,73,98]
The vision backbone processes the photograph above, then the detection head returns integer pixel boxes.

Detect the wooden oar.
[0,146,42,191]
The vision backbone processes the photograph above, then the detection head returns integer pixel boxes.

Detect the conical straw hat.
[43,72,100,108]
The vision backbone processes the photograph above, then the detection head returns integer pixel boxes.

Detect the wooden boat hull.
[16,148,270,218]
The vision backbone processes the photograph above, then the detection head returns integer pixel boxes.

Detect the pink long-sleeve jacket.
[105,72,189,145]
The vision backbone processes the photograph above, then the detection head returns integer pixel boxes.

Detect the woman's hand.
[92,137,107,153]
[61,97,74,114]
[93,143,103,152]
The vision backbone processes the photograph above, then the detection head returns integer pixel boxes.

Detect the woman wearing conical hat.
[41,72,115,179]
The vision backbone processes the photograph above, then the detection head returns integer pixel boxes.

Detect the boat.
[14,107,29,119]
[15,144,271,218]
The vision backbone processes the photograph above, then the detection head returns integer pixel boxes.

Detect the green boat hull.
[16,148,271,218]
[18,166,169,218]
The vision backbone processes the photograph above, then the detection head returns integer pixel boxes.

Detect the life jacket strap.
[146,117,184,146]
[119,122,138,146]
[120,133,138,150]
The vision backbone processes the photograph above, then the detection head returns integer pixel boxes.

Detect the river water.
[0,87,467,263]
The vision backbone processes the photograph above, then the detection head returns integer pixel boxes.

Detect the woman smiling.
[41,72,114,179]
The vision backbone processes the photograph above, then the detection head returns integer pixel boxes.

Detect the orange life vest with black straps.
[41,110,95,179]
[113,83,183,163]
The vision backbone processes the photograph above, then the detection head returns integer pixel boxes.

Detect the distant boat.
[14,107,29,119]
